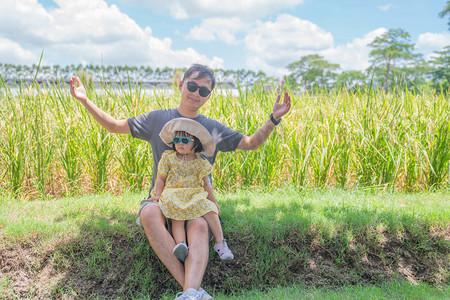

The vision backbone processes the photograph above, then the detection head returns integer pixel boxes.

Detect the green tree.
[287,54,340,89]
[396,59,429,90]
[367,28,418,91]
[429,45,450,91]
[439,1,450,30]
[335,70,367,89]
[283,74,300,91]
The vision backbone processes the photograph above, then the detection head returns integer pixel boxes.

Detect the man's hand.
[272,91,291,121]
[70,76,88,103]
[237,90,292,150]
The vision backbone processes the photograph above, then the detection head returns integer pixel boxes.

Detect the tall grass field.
[1,79,450,198]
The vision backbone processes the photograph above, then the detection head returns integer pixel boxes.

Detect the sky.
[0,0,449,77]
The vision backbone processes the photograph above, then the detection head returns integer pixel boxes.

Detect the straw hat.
[160,118,216,157]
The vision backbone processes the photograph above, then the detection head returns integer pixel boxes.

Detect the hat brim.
[160,118,216,157]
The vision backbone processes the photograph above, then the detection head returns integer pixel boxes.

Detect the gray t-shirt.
[127,108,243,196]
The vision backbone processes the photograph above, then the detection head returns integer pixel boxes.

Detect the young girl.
[149,117,234,262]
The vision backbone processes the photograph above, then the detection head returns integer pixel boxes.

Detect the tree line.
[0,62,269,88]
[285,28,449,92]
[0,27,448,92]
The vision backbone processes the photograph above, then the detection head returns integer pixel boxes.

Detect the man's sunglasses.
[172,136,193,145]
[186,81,211,97]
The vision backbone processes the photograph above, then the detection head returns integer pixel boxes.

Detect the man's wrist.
[269,113,282,126]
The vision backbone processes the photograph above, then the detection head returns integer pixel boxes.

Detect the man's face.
[179,72,212,112]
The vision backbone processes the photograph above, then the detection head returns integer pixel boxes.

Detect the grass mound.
[0,189,448,299]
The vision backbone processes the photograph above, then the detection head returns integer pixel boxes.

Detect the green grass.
[209,281,449,300]
[0,188,448,299]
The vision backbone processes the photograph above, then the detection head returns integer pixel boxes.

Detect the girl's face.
[174,133,195,155]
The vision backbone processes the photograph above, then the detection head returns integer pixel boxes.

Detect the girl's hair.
[172,131,204,153]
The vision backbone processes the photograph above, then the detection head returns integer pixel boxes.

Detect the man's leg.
[140,204,186,287]
[183,217,210,291]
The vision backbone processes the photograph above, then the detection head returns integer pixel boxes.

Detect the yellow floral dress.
[152,150,218,220]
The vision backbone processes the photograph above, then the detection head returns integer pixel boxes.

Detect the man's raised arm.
[70,76,131,134]
[237,91,291,150]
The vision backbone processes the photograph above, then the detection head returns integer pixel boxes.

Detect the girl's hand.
[149,196,160,203]
[70,76,88,103]
[215,203,221,215]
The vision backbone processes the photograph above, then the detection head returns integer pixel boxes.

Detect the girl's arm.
[203,176,220,215]
[149,175,167,202]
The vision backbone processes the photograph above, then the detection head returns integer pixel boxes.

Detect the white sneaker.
[199,287,213,300]
[173,241,189,262]
[214,239,234,261]
[174,288,203,300]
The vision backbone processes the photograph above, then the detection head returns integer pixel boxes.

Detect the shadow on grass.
[51,209,180,299]
[1,195,448,299]
[203,194,449,295]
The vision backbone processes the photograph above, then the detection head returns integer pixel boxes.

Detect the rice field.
[0,78,449,199]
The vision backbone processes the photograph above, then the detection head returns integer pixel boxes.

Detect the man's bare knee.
[186,219,209,247]
[188,218,208,234]
[140,205,165,230]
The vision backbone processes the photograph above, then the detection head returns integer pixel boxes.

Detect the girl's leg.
[202,212,223,244]
[172,220,189,263]
[204,212,234,261]
[171,220,186,244]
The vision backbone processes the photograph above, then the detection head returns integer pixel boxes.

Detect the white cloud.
[0,37,37,64]
[0,0,223,68]
[239,22,388,75]
[243,14,334,76]
[2,0,445,78]
[378,4,392,11]
[319,29,450,72]
[320,28,387,71]
[187,18,250,44]
[0,0,50,46]
[121,0,305,19]
[415,32,450,54]
[185,16,389,75]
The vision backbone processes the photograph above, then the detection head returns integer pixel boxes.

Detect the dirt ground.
[1,228,448,299]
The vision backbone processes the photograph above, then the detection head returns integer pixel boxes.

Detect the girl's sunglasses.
[186,81,211,97]
[172,136,193,144]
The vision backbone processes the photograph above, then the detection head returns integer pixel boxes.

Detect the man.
[70,64,291,300]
